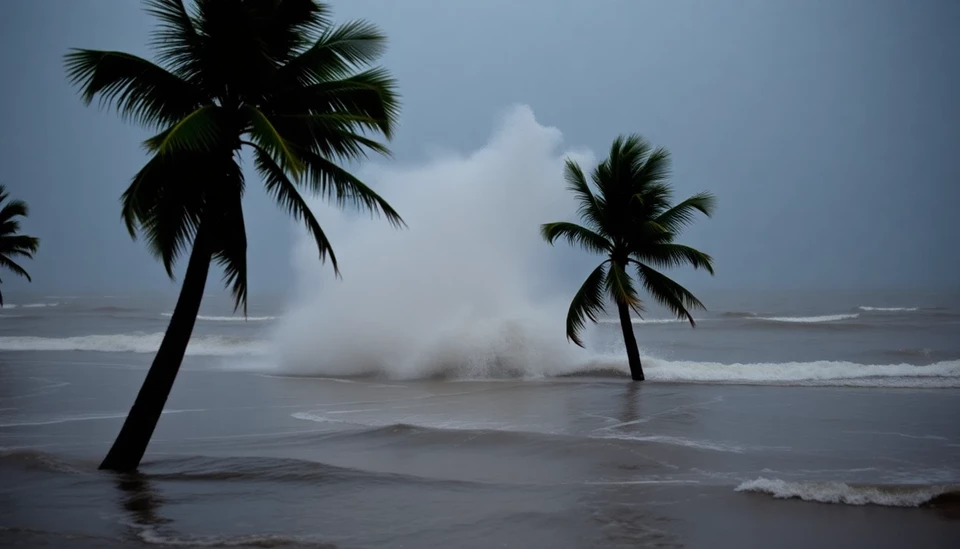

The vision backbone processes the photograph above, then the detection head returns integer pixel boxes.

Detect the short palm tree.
[541,135,715,381]
[0,185,40,305]
[65,0,404,471]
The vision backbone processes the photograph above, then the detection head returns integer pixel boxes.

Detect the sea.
[1,289,959,548]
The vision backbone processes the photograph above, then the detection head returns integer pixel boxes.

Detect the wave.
[162,313,279,322]
[0,333,266,356]
[735,477,960,507]
[599,433,745,453]
[4,302,59,309]
[289,417,749,457]
[0,408,203,428]
[135,529,322,548]
[578,356,960,388]
[599,318,687,325]
[755,314,859,323]
[858,306,919,312]
[597,313,862,325]
[5,332,957,387]
[0,448,86,474]
[266,348,960,387]
[141,454,417,486]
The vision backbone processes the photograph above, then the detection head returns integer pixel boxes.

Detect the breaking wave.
[858,306,919,312]
[267,349,960,387]
[735,477,960,507]
[0,333,266,356]
[135,530,319,548]
[162,313,279,322]
[4,302,59,309]
[599,318,687,325]
[755,314,859,323]
[613,356,960,387]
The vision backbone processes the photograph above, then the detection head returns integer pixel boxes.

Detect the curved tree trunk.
[99,229,212,472]
[617,299,644,381]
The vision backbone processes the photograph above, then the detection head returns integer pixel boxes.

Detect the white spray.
[270,105,601,378]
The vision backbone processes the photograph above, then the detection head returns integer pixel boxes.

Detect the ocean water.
[1,290,959,548]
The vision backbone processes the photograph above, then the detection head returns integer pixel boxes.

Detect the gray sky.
[1,0,957,297]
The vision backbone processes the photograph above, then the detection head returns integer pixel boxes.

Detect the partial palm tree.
[0,185,40,305]
[541,135,715,381]
[65,0,404,471]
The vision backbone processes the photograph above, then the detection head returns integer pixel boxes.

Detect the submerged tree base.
[100,235,212,472]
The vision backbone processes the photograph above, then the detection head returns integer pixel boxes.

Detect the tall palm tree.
[0,185,40,305]
[541,135,715,381]
[65,0,404,471]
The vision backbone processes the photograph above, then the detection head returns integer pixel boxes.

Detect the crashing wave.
[735,477,959,507]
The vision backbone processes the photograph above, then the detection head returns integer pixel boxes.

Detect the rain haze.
[1,0,957,296]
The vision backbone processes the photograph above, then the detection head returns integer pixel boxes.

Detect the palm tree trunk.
[99,228,212,472]
[617,300,644,381]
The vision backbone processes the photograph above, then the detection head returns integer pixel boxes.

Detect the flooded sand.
[2,351,958,548]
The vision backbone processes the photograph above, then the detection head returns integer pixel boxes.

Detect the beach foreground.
[2,350,958,548]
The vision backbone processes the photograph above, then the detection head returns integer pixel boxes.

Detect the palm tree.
[541,135,715,381]
[0,185,40,305]
[65,0,404,471]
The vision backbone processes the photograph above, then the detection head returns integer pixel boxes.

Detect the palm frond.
[271,113,392,161]
[297,149,404,227]
[0,199,29,224]
[252,147,340,276]
[563,159,606,234]
[633,261,706,326]
[0,256,31,282]
[210,192,248,313]
[64,49,201,128]
[605,260,642,313]
[634,146,672,185]
[0,221,21,237]
[144,0,201,80]
[634,243,714,275]
[144,105,230,155]
[539,222,610,255]
[0,235,40,258]
[607,134,651,193]
[654,191,716,233]
[276,68,400,139]
[243,105,304,175]
[281,19,388,86]
[566,262,608,347]
[275,113,394,148]
[249,0,333,63]
[120,152,208,276]
[617,134,653,173]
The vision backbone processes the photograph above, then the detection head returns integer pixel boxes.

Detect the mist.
[271,105,599,379]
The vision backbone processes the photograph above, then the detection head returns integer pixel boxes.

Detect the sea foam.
[0,333,265,356]
[1,332,956,387]
[4,303,59,309]
[755,314,859,323]
[582,356,960,388]
[162,313,279,322]
[735,477,958,507]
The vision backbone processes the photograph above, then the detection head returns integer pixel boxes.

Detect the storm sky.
[1,0,957,296]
